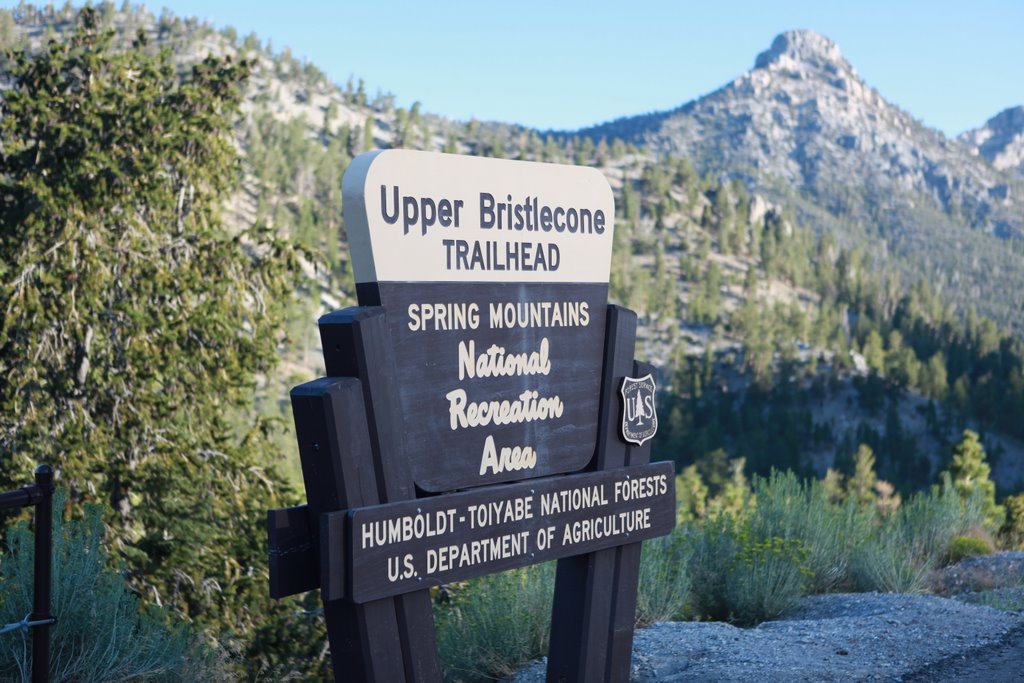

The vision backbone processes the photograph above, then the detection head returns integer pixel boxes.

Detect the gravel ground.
[506,592,1024,682]
[903,623,1024,682]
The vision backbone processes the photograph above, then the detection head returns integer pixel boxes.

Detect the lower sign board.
[346,461,675,603]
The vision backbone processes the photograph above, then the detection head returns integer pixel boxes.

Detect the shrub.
[428,471,1005,680]
[849,481,983,593]
[0,496,228,682]
[685,515,739,621]
[435,563,554,682]
[748,471,872,593]
[943,535,994,566]
[434,534,692,679]
[724,534,811,625]
[686,512,810,625]
[964,587,1024,612]
[849,537,930,594]
[635,531,692,627]
[896,478,986,568]
[1001,494,1024,550]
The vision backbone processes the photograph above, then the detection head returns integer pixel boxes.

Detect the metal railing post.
[30,465,53,683]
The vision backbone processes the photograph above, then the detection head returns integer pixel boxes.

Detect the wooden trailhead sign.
[346,150,615,491]
[267,150,675,683]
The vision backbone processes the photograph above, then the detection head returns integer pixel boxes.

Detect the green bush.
[433,534,692,680]
[685,513,810,625]
[943,535,994,565]
[849,537,930,593]
[963,587,1024,612]
[682,468,993,621]
[435,563,554,682]
[724,533,811,625]
[1001,494,1024,550]
[895,478,986,568]
[636,532,693,627]
[748,471,872,593]
[0,496,228,682]
[421,471,1005,680]
[846,481,983,593]
[685,515,739,621]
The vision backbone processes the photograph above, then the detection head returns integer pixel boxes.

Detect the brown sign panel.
[343,151,615,492]
[346,461,675,603]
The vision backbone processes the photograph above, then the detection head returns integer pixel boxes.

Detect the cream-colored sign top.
[342,150,615,284]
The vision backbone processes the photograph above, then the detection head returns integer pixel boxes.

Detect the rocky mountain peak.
[960,106,1024,176]
[578,27,1023,328]
[754,30,852,75]
[987,105,1024,131]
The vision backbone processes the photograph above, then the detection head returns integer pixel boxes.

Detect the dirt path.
[903,623,1024,682]
[506,593,1023,683]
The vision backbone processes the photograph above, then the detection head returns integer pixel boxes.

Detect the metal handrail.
[0,614,57,636]
[0,465,55,683]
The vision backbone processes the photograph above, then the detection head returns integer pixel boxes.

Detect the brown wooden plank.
[547,305,637,683]
[592,306,638,472]
[319,308,442,683]
[347,462,675,602]
[347,283,609,492]
[394,589,441,682]
[320,510,346,602]
[603,360,658,681]
[319,307,413,502]
[267,505,317,599]
[291,378,407,683]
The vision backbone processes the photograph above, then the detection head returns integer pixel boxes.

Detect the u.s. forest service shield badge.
[620,374,658,446]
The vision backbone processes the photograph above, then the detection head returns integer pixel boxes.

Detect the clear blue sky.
[15,1,1024,136]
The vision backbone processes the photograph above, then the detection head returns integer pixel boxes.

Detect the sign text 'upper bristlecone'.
[342,151,615,492]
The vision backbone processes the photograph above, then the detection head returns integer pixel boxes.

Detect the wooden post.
[291,377,408,682]
[547,305,641,683]
[317,307,441,682]
[0,467,56,683]
[603,360,656,680]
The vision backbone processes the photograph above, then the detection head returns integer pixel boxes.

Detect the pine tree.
[707,456,749,517]
[822,468,845,503]
[649,242,677,321]
[0,9,300,644]
[863,330,886,375]
[363,115,375,151]
[923,352,949,400]
[848,444,878,507]
[873,479,901,517]
[675,465,708,522]
[355,77,367,106]
[712,183,734,254]
[942,430,1004,529]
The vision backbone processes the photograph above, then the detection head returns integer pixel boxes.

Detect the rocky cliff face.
[582,30,1020,239]
[577,30,1024,328]
[960,106,1024,177]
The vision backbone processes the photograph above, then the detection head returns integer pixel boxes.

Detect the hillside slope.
[6,6,1024,494]
[579,30,1024,330]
